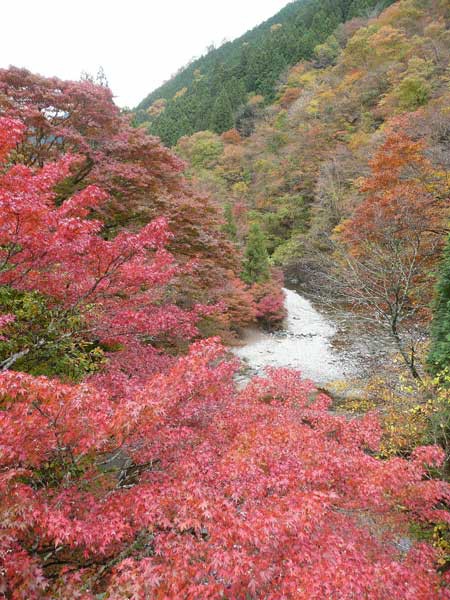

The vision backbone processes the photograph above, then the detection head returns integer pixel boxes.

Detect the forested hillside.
[177,0,450,379]
[2,0,450,597]
[135,0,395,145]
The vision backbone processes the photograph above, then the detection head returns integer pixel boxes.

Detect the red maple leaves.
[0,104,449,599]
[2,346,450,598]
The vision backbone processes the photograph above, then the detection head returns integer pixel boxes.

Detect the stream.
[234,288,362,386]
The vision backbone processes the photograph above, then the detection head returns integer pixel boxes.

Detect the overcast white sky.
[0,0,290,107]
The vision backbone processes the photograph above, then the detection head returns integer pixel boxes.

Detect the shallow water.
[234,288,357,384]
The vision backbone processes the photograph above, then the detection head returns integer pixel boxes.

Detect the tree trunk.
[391,325,422,381]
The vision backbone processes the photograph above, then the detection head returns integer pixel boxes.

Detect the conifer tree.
[226,77,246,110]
[223,202,238,241]
[135,0,397,145]
[242,223,270,284]
[210,89,234,134]
[428,233,450,376]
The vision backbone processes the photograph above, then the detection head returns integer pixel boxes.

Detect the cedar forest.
[1,0,450,598]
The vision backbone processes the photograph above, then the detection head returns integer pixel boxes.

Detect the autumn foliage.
[335,122,449,378]
[0,67,264,336]
[1,1,450,591]
[340,123,446,253]
[0,117,208,376]
[2,345,450,598]
[0,114,449,598]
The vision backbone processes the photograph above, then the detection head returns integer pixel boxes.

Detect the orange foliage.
[221,128,242,144]
[279,87,302,108]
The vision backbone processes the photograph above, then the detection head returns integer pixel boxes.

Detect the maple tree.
[221,128,242,145]
[0,67,266,335]
[335,122,448,378]
[2,342,450,598]
[0,116,449,598]
[0,116,203,378]
[251,276,287,326]
[279,86,302,109]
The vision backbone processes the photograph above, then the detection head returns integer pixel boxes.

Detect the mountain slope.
[175,0,449,268]
[135,0,395,145]
[174,0,450,383]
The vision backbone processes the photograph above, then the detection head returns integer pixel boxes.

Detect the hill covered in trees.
[134,0,395,145]
[176,0,450,379]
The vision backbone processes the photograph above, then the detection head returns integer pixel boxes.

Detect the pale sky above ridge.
[1,0,290,107]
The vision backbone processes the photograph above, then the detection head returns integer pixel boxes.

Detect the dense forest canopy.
[176,0,450,380]
[135,0,396,145]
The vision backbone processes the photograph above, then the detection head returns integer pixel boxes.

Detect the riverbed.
[234,288,364,385]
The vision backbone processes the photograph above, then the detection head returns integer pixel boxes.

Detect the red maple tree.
[0,116,449,599]
[0,67,258,335]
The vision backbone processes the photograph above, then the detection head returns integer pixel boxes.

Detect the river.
[234,288,360,386]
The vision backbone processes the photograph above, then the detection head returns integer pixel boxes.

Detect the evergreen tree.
[223,203,238,241]
[210,90,234,134]
[225,77,247,110]
[236,103,259,138]
[428,234,450,376]
[242,223,270,284]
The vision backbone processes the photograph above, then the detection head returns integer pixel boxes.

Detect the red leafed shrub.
[251,269,287,327]
[221,128,242,145]
[252,282,287,325]
[220,275,258,328]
